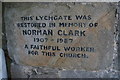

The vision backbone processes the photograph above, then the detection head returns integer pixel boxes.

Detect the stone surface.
[118,2,120,78]
[11,63,59,78]
[0,2,2,48]
[2,0,120,2]
[4,2,116,70]
[11,63,118,78]
[59,70,119,78]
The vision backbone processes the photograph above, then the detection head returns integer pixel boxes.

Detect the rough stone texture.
[11,63,59,78]
[11,63,119,78]
[0,2,2,48]
[2,0,120,2]
[118,2,120,78]
[59,70,119,78]
[4,2,116,70]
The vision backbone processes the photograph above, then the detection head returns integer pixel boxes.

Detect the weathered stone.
[59,70,119,78]
[11,63,59,78]
[4,2,116,70]
[2,0,120,2]
[118,2,120,78]
[11,62,119,78]
[0,2,2,48]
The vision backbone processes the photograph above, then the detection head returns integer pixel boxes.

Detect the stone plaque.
[4,2,116,70]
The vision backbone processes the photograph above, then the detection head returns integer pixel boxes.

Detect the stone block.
[4,2,117,70]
